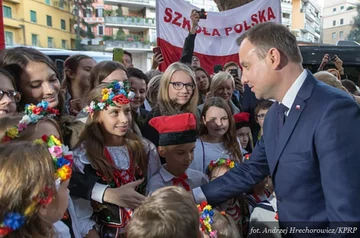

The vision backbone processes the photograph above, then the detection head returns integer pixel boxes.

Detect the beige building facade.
[322,0,359,44]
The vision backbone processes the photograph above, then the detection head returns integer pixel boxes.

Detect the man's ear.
[158,146,167,158]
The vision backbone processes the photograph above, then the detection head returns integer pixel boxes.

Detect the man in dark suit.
[193,22,360,236]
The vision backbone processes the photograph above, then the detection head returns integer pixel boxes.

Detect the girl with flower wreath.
[0,102,99,238]
[190,96,243,174]
[207,158,250,238]
[72,81,160,237]
[0,140,71,238]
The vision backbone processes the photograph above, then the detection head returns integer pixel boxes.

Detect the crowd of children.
[0,42,280,238]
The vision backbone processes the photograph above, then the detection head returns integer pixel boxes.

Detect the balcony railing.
[105,16,156,28]
[105,40,155,51]
[104,0,155,7]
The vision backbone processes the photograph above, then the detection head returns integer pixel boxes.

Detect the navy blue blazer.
[201,72,360,232]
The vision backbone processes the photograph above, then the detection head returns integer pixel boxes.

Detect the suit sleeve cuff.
[91,183,109,203]
[192,187,207,204]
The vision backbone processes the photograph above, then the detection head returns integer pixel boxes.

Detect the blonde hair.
[211,209,241,238]
[0,142,55,238]
[158,62,199,115]
[126,186,199,238]
[209,72,235,96]
[146,74,162,108]
[76,83,148,180]
[327,68,341,80]
[314,71,348,92]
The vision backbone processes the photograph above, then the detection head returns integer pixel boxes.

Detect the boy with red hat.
[146,113,208,195]
[233,112,253,156]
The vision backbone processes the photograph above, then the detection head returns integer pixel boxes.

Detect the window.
[340,31,344,38]
[46,15,52,27]
[340,18,344,25]
[61,40,67,49]
[3,6,12,18]
[61,19,66,30]
[83,8,92,17]
[341,6,344,10]
[5,32,14,46]
[48,37,53,48]
[30,10,37,23]
[98,25,104,35]
[332,32,337,39]
[45,0,51,5]
[31,34,38,46]
[282,13,290,18]
[95,8,104,17]
[333,7,336,12]
[59,0,64,9]
[333,20,336,26]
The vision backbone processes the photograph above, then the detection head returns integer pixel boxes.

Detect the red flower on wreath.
[32,107,43,115]
[113,94,129,104]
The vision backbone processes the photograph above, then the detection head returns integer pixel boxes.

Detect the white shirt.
[192,69,308,204]
[281,69,307,116]
[146,165,208,195]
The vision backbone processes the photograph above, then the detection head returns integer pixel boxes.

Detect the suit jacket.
[201,72,360,234]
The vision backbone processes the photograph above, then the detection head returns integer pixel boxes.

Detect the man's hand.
[151,53,164,69]
[190,10,200,35]
[103,179,145,209]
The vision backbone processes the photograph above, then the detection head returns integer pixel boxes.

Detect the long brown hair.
[199,97,242,162]
[0,142,55,238]
[89,61,128,90]
[76,83,148,180]
[61,54,93,94]
[0,47,65,115]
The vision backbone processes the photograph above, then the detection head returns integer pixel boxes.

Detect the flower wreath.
[207,158,235,175]
[0,135,72,236]
[198,201,218,238]
[84,81,135,114]
[2,101,59,142]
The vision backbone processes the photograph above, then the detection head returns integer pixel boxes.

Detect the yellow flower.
[102,94,109,101]
[50,135,61,146]
[28,105,35,111]
[230,161,235,168]
[6,127,19,139]
[102,88,109,95]
[33,139,45,145]
[24,201,37,216]
[57,165,72,180]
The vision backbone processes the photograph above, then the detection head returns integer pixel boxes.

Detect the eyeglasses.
[0,89,21,102]
[256,113,266,119]
[170,82,195,91]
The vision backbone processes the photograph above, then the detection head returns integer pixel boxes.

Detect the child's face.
[0,73,18,117]
[99,102,131,138]
[74,58,96,89]
[236,126,251,148]
[168,71,194,106]
[129,77,146,110]
[255,108,269,128]
[40,179,69,224]
[210,165,229,181]
[162,142,196,173]
[20,62,60,109]
[203,106,229,138]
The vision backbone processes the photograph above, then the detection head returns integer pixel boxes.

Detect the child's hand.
[103,179,145,209]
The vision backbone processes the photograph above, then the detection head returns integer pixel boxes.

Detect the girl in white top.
[190,96,243,173]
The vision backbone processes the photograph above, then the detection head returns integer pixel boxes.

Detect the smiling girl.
[72,82,160,237]
[0,47,65,115]
[190,97,242,173]
[143,62,199,152]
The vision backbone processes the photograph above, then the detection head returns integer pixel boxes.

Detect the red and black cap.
[149,113,197,146]
[233,112,250,130]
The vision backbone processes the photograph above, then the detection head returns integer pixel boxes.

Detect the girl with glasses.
[0,69,20,118]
